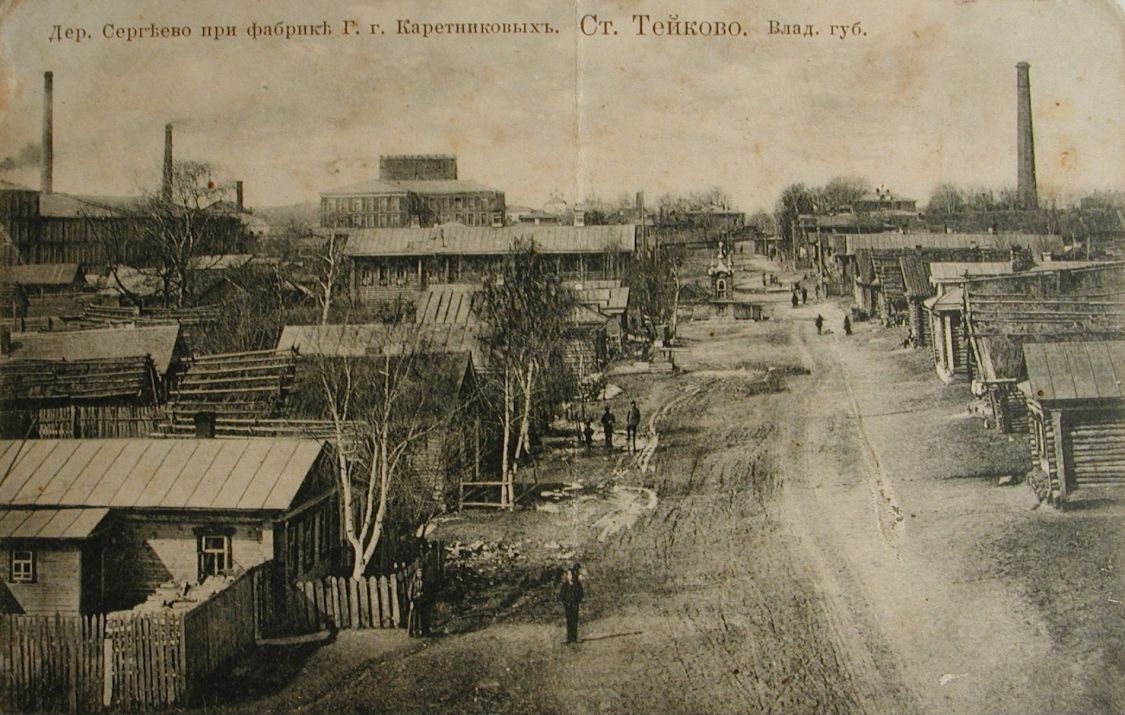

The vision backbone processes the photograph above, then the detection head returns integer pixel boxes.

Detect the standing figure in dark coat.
[801,286,808,305]
[626,401,641,453]
[601,406,616,449]
[791,292,799,309]
[815,314,824,335]
[843,315,853,336]
[583,419,594,449]
[559,564,584,644]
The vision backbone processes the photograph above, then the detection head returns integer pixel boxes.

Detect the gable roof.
[341,225,636,257]
[0,438,326,511]
[6,325,183,375]
[842,233,1062,256]
[0,508,109,539]
[0,264,83,286]
[899,255,933,299]
[0,356,157,404]
[278,323,486,365]
[1022,341,1125,402]
[929,262,1014,283]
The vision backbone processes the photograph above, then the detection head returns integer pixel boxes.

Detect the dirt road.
[203,257,1124,715]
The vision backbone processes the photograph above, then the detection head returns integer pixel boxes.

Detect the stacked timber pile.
[82,303,221,327]
[158,348,298,433]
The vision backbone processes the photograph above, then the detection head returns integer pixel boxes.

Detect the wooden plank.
[357,577,370,629]
[390,573,401,627]
[348,580,360,630]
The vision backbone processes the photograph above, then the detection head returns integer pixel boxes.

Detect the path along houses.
[0,437,339,616]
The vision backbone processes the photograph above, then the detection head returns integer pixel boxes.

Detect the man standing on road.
[815,314,824,335]
[559,564,584,644]
[801,286,808,305]
[843,315,852,336]
[791,292,799,309]
[601,405,616,449]
[626,401,641,453]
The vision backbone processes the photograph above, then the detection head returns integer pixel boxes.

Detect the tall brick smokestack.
[41,71,53,194]
[1016,62,1038,210]
[235,180,244,212]
[162,123,173,203]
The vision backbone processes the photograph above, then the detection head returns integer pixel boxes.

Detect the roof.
[322,178,499,197]
[571,283,630,316]
[0,355,157,403]
[929,262,1014,283]
[278,323,486,364]
[1023,341,1125,402]
[899,255,932,299]
[924,286,964,312]
[0,508,110,540]
[343,225,636,257]
[37,193,144,218]
[0,438,327,511]
[188,254,254,271]
[0,264,83,286]
[6,325,182,374]
[842,233,1063,256]
[416,284,481,325]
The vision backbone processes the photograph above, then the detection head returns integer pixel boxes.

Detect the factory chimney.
[162,123,174,203]
[1016,62,1038,210]
[235,180,244,212]
[41,71,53,194]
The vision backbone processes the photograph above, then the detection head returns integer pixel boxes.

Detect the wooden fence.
[0,565,264,713]
[286,569,409,631]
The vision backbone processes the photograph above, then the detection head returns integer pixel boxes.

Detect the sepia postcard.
[0,0,1123,713]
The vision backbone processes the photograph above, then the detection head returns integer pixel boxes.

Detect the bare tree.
[304,324,467,577]
[928,183,967,216]
[96,160,245,308]
[478,240,576,501]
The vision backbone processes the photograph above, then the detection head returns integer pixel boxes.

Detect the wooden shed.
[1018,341,1125,505]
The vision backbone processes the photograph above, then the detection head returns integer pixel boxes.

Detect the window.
[10,549,35,583]
[198,535,232,580]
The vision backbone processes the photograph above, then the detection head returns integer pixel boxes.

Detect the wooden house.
[1018,341,1125,505]
[341,225,635,306]
[964,262,1125,432]
[0,437,338,615]
[0,325,185,438]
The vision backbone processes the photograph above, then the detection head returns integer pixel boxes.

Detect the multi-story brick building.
[320,155,505,229]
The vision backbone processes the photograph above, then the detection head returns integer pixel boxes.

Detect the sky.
[1,0,1123,213]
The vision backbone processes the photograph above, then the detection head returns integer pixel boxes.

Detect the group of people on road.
[581,402,642,452]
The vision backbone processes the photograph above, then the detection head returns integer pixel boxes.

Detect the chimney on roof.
[235,181,244,212]
[162,123,174,203]
[1016,62,1039,210]
[194,411,216,438]
[41,71,53,194]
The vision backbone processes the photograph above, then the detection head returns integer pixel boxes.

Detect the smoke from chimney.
[1016,62,1038,210]
[162,123,173,203]
[41,71,53,194]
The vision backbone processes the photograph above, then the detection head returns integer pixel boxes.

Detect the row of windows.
[324,196,404,213]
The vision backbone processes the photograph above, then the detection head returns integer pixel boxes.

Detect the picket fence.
[0,563,264,713]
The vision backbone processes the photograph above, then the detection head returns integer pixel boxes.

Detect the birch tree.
[301,325,468,578]
[478,240,576,487]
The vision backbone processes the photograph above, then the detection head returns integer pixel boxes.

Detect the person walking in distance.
[559,564,584,644]
[843,314,853,336]
[815,314,824,335]
[791,292,799,309]
[801,286,808,305]
[601,405,616,449]
[626,401,641,453]
[583,419,594,449]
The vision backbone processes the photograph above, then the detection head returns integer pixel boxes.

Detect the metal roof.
[842,233,1062,256]
[0,264,83,286]
[928,262,1014,283]
[278,323,486,365]
[923,287,964,312]
[1022,341,1125,402]
[6,325,182,375]
[0,438,326,511]
[0,508,109,540]
[343,225,636,257]
[416,285,482,325]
